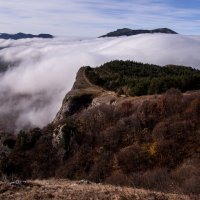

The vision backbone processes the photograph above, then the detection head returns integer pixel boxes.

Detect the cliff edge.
[53,67,104,124]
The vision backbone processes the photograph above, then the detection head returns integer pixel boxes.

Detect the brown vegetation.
[0,87,200,195]
[0,179,198,200]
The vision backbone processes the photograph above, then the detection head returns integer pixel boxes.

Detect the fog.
[0,34,200,131]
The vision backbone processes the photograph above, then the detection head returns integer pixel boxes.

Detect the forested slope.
[86,60,200,96]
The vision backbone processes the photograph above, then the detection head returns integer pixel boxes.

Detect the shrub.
[3,139,16,149]
[89,151,113,182]
[172,158,200,194]
[105,171,130,186]
[117,145,151,173]
[130,168,179,193]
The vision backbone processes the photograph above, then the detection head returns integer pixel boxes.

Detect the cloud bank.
[0,34,200,131]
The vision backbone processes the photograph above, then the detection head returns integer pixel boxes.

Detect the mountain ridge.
[0,32,54,40]
[100,28,177,37]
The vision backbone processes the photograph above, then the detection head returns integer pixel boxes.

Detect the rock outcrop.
[53,67,104,124]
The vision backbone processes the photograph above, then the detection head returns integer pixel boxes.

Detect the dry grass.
[0,179,199,200]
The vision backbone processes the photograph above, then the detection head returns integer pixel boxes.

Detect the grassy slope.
[0,179,198,200]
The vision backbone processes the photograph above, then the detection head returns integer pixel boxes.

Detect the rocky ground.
[0,179,199,200]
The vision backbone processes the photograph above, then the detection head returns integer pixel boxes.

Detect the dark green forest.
[86,60,200,96]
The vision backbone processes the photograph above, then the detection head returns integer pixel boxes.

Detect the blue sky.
[0,0,200,36]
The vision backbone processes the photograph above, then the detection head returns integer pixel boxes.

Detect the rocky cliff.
[53,67,104,124]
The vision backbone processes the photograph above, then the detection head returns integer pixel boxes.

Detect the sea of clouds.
[0,34,200,131]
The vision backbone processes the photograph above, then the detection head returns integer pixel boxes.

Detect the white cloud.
[0,34,200,131]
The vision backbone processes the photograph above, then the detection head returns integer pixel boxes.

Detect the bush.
[3,139,16,149]
[117,145,152,173]
[130,168,179,193]
[105,171,130,186]
[172,158,200,194]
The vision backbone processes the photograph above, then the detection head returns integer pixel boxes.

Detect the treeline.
[85,60,200,96]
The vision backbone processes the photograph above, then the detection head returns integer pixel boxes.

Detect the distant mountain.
[100,28,177,37]
[0,32,54,40]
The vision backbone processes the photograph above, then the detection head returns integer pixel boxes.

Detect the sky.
[0,0,200,36]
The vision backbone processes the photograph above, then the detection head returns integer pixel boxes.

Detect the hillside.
[0,179,198,200]
[85,60,200,96]
[0,61,200,197]
[100,28,177,37]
